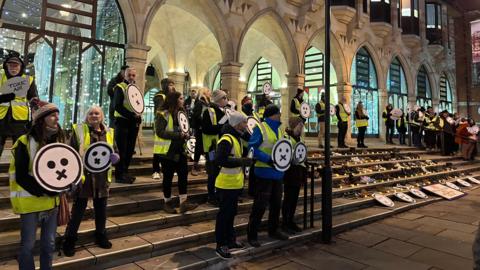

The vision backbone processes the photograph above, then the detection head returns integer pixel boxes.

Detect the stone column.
[220,62,243,105]
[337,82,354,145]
[391,0,399,30]
[283,74,305,125]
[166,71,187,93]
[419,0,427,46]
[378,89,388,141]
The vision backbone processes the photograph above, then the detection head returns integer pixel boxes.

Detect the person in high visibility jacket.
[107,65,129,128]
[423,106,438,151]
[62,106,119,257]
[315,92,326,148]
[354,102,369,148]
[409,106,425,148]
[439,110,455,156]
[396,110,408,145]
[241,95,261,122]
[190,88,212,176]
[152,78,176,180]
[257,93,273,119]
[10,100,63,270]
[247,104,289,248]
[335,97,350,148]
[290,88,304,117]
[213,111,252,259]
[155,91,198,214]
[382,104,395,144]
[0,55,38,158]
[282,116,306,234]
[201,90,228,205]
[112,67,141,184]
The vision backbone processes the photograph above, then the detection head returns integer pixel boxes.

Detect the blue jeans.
[19,207,58,270]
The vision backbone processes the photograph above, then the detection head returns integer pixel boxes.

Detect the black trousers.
[247,178,283,239]
[337,121,348,147]
[215,188,241,247]
[442,132,455,155]
[357,126,366,146]
[153,154,161,173]
[424,129,436,149]
[385,125,394,143]
[160,155,188,198]
[65,197,108,239]
[398,131,406,145]
[282,184,300,226]
[193,129,204,163]
[114,118,139,180]
[411,125,422,147]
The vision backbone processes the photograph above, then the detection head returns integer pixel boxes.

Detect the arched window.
[439,74,453,112]
[143,88,159,129]
[351,47,379,136]
[416,65,432,108]
[247,57,282,107]
[303,46,338,133]
[0,0,125,128]
[212,69,222,91]
[387,57,408,112]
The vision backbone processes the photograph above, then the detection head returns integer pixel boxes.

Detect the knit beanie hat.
[263,104,280,118]
[31,99,59,125]
[228,111,247,127]
[297,88,304,95]
[288,116,304,129]
[212,90,227,103]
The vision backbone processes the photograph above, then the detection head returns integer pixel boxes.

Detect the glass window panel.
[47,0,93,13]
[437,6,442,29]
[212,69,221,90]
[143,88,158,128]
[0,29,25,63]
[53,38,79,128]
[28,38,53,101]
[413,0,419,17]
[401,0,411,16]
[1,1,41,28]
[77,46,102,123]
[97,0,125,43]
[426,4,436,28]
[102,46,124,124]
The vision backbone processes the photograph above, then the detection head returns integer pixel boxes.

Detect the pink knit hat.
[31,99,59,125]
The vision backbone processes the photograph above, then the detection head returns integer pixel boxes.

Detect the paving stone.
[436,229,476,244]
[395,213,425,220]
[435,213,480,224]
[379,217,422,230]
[286,244,366,270]
[106,263,143,270]
[232,254,291,270]
[135,250,206,270]
[408,248,472,270]
[414,216,477,233]
[412,224,446,235]
[373,238,423,257]
[362,222,421,241]
[338,229,389,247]
[274,261,314,270]
[407,234,473,259]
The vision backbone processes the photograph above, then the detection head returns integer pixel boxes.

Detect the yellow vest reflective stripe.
[113,82,134,118]
[0,73,34,121]
[73,124,114,183]
[425,115,437,130]
[292,98,301,117]
[338,104,348,122]
[318,102,325,117]
[215,134,244,189]
[258,106,265,118]
[9,135,59,214]
[202,107,219,152]
[153,111,173,155]
[397,117,408,128]
[256,122,284,168]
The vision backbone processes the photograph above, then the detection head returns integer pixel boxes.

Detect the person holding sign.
[156,91,198,214]
[247,104,289,248]
[112,67,141,184]
[9,100,63,270]
[290,88,304,117]
[354,102,369,148]
[0,55,38,158]
[213,111,252,259]
[62,106,119,257]
[335,97,350,148]
[382,104,395,144]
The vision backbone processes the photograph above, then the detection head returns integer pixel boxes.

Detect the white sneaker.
[152,172,161,180]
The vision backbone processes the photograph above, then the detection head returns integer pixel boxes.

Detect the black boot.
[62,236,77,257]
[95,232,112,249]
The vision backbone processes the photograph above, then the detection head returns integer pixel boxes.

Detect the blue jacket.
[248,118,284,180]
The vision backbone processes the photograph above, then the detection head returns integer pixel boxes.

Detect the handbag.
[57,193,70,226]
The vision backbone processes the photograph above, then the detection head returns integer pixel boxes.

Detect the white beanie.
[228,111,247,127]
[212,90,227,103]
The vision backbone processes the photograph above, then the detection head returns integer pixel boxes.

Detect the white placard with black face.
[390,108,403,120]
[271,139,292,172]
[445,182,461,190]
[246,116,260,135]
[457,179,472,187]
[394,192,416,203]
[468,177,480,184]
[409,188,428,199]
[263,82,272,95]
[293,142,307,164]
[0,76,29,97]
[126,84,144,114]
[186,137,196,154]
[33,143,83,192]
[300,102,311,118]
[177,111,190,133]
[330,106,336,116]
[84,141,113,173]
[245,147,254,177]
[372,193,395,207]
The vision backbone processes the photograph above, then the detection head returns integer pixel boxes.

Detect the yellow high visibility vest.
[153,111,174,155]
[202,107,219,152]
[258,106,265,118]
[73,124,114,183]
[292,98,301,117]
[215,134,244,189]
[317,101,325,117]
[0,73,34,121]
[256,122,284,168]
[9,135,59,214]
[338,103,349,122]
[113,82,135,118]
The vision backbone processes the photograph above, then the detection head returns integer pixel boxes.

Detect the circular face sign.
[177,111,190,133]
[186,137,196,154]
[245,147,254,176]
[246,116,260,135]
[343,104,351,114]
[372,193,395,207]
[394,192,416,203]
[445,182,461,190]
[271,139,293,172]
[409,188,428,199]
[263,82,272,95]
[33,143,83,192]
[467,177,480,184]
[330,106,336,116]
[456,179,472,187]
[300,102,311,118]
[126,84,144,114]
[84,142,113,173]
[293,142,307,164]
[467,125,479,135]
[390,108,403,120]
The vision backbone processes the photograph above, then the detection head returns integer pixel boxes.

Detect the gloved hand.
[0,93,15,103]
[110,153,120,165]
[241,157,254,167]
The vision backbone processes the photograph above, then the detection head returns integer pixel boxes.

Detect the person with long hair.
[382,104,395,144]
[9,100,64,270]
[107,65,129,128]
[62,106,118,257]
[190,87,211,176]
[354,102,369,148]
[156,91,198,213]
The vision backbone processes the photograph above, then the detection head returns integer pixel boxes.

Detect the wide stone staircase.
[0,143,479,269]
